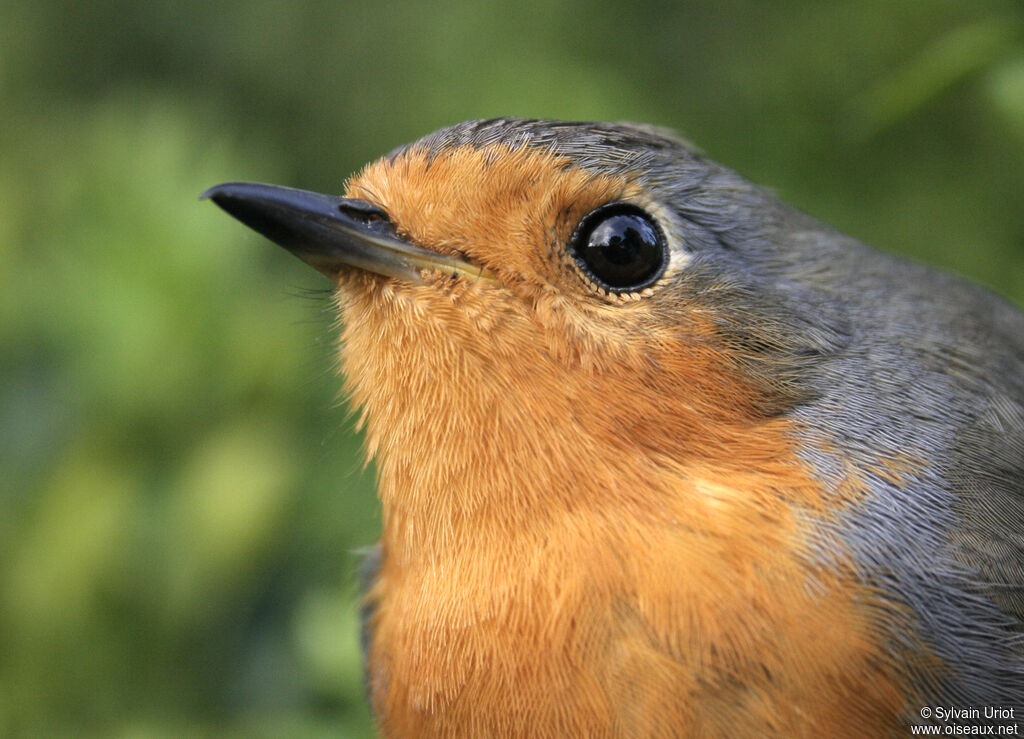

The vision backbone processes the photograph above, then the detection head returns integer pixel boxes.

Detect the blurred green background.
[2,0,1023,736]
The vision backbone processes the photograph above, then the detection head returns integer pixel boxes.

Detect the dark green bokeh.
[2,1,1023,735]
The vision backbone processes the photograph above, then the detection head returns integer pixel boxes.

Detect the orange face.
[336,144,797,519]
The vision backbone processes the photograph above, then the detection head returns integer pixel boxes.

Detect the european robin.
[204,118,1024,737]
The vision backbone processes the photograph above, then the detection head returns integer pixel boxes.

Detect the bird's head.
[205,119,849,535]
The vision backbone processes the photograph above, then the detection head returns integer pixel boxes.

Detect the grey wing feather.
[945,295,1024,625]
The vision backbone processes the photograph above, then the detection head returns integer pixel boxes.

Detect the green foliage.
[846,14,1023,138]
[1,0,1022,735]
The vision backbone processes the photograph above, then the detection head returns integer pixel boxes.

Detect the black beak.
[202,182,493,283]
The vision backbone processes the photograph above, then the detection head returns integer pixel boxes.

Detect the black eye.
[568,203,668,292]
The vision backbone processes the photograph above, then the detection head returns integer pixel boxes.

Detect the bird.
[204,118,1024,737]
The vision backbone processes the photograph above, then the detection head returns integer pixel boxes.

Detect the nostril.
[338,198,390,225]
[337,198,399,239]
